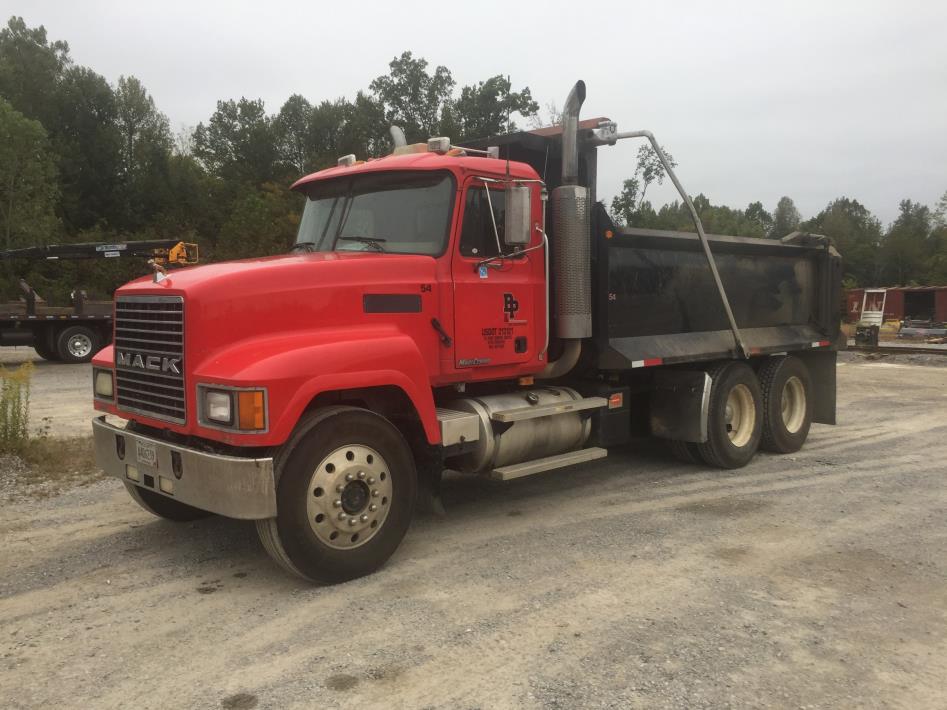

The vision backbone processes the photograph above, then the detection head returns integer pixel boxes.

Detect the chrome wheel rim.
[67,333,93,358]
[724,383,756,447]
[306,444,393,550]
[780,376,806,434]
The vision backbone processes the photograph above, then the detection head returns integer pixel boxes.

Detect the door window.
[459,187,506,258]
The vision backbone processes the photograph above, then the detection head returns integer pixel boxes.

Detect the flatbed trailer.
[0,239,197,362]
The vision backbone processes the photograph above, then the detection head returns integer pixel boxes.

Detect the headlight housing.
[205,390,233,424]
[199,385,267,431]
[93,368,114,400]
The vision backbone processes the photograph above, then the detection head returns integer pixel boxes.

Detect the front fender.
[192,326,439,446]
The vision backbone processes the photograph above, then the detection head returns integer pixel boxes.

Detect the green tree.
[882,199,930,285]
[452,75,538,139]
[0,99,59,250]
[273,94,313,174]
[53,66,123,230]
[745,201,773,237]
[193,98,279,185]
[215,183,300,260]
[0,17,70,128]
[610,145,677,227]
[801,198,882,286]
[370,51,454,143]
[770,196,800,239]
[114,76,173,230]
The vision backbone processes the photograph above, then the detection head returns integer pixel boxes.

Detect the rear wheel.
[123,482,210,521]
[667,439,703,465]
[758,355,812,453]
[256,406,417,584]
[697,362,763,469]
[32,334,61,361]
[57,325,101,363]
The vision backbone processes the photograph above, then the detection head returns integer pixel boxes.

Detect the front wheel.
[256,406,417,584]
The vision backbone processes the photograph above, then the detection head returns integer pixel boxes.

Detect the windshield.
[294,171,454,255]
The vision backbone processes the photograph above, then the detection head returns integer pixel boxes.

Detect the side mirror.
[503,185,531,247]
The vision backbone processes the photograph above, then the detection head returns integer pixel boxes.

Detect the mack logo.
[117,351,181,375]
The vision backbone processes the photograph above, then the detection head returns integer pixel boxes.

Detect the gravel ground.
[1,358,946,709]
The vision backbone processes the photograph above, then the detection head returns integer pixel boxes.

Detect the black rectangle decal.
[363,294,422,314]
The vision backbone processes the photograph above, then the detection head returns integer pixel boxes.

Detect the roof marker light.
[427,137,450,153]
[337,154,356,167]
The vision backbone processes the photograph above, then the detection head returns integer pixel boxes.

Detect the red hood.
[116,251,438,369]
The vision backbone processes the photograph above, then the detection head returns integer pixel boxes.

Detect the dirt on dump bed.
[1,358,946,709]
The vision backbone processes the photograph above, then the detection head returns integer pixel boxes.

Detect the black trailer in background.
[0,240,198,363]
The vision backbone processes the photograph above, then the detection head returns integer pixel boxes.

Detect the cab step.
[489,447,608,481]
[488,396,607,423]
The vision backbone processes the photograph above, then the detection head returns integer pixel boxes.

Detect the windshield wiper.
[291,241,317,252]
[338,236,387,252]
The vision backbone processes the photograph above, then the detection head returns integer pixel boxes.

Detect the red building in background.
[845,286,947,323]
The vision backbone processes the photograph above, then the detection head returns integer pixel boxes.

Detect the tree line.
[610,145,947,289]
[0,15,944,306]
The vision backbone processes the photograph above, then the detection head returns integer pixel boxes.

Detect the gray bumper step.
[489,396,607,423]
[489,447,608,481]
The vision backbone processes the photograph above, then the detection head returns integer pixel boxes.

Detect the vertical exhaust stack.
[551,80,592,340]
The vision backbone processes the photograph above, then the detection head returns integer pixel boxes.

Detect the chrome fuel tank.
[447,387,591,474]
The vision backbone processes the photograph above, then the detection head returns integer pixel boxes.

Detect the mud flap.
[796,349,837,425]
[648,370,712,443]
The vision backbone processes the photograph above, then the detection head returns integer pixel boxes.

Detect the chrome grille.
[114,295,185,423]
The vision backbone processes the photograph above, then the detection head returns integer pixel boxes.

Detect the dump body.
[592,208,842,369]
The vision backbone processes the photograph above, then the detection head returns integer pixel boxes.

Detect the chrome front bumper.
[92,416,276,520]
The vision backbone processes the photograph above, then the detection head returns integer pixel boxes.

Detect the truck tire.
[57,325,101,363]
[667,439,703,465]
[123,482,210,521]
[256,406,417,584]
[32,334,61,361]
[757,355,812,453]
[697,362,763,469]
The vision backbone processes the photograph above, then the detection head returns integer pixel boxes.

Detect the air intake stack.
[550,81,592,339]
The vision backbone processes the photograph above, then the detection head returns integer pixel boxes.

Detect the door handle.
[430,318,452,347]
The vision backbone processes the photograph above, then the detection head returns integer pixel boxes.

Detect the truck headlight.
[204,390,233,425]
[93,368,114,400]
[199,386,266,431]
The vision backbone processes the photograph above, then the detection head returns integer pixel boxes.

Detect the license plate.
[136,439,158,467]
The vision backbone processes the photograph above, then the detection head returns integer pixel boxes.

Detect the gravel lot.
[1,354,946,709]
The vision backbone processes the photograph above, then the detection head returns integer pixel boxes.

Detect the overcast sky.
[6,0,947,225]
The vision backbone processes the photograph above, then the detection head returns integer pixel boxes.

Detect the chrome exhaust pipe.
[561,80,586,185]
[539,80,592,378]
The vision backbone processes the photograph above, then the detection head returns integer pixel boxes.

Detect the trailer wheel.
[256,406,417,584]
[123,482,210,521]
[667,439,703,465]
[757,355,812,453]
[697,362,763,469]
[57,325,101,363]
[32,335,61,361]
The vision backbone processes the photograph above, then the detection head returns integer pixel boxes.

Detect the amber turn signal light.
[238,390,266,430]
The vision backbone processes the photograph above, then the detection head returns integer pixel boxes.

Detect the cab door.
[450,178,542,373]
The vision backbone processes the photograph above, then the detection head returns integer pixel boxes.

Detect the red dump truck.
[92,82,842,583]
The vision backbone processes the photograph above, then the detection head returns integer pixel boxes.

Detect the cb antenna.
[505,74,512,182]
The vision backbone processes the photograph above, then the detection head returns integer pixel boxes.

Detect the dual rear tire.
[669,356,812,469]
